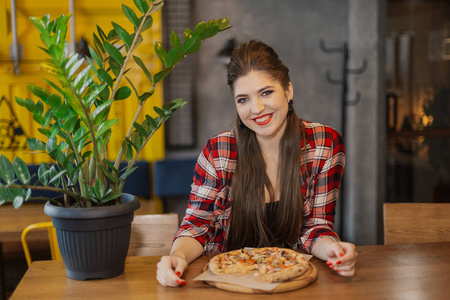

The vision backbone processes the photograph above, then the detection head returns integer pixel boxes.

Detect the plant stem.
[8,184,81,205]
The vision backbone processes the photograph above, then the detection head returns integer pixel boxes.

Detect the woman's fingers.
[157,255,188,287]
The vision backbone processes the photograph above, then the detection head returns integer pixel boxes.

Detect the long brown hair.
[227,40,307,250]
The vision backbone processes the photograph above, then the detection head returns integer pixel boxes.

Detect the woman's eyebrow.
[234,86,273,99]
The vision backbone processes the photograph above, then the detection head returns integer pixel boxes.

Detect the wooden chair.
[128,214,179,256]
[383,203,450,245]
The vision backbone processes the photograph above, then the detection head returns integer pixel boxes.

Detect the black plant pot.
[44,193,141,280]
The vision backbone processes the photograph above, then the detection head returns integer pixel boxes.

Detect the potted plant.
[0,0,230,280]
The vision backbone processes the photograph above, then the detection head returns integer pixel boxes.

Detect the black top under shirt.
[265,201,279,234]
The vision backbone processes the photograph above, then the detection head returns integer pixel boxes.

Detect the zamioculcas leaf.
[170,31,181,48]
[133,122,148,137]
[104,42,124,65]
[154,66,174,84]
[27,138,46,151]
[154,42,167,67]
[122,5,140,28]
[133,56,152,83]
[166,47,184,67]
[119,165,139,181]
[46,137,58,154]
[0,155,15,184]
[133,0,149,14]
[13,157,30,184]
[112,22,132,49]
[202,25,219,39]
[26,84,51,102]
[96,119,119,139]
[109,58,121,77]
[139,16,153,32]
[48,168,66,187]
[88,45,102,67]
[115,86,132,100]
[98,69,114,87]
[182,36,201,55]
[13,196,24,209]
[122,140,133,163]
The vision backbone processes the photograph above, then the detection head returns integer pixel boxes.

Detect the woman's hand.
[325,241,357,277]
[156,254,189,287]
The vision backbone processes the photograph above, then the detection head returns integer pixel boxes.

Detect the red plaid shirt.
[174,120,345,253]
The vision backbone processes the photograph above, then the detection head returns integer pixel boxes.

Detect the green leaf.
[48,168,66,187]
[73,65,91,89]
[122,5,140,28]
[46,137,58,154]
[0,155,15,184]
[64,52,79,71]
[15,96,27,108]
[133,0,149,14]
[154,66,174,84]
[154,42,167,67]
[63,115,79,132]
[166,47,184,67]
[92,99,114,121]
[217,17,231,31]
[170,31,181,48]
[27,84,51,102]
[94,178,106,198]
[183,28,193,42]
[145,115,158,130]
[99,191,122,203]
[42,109,53,128]
[93,33,105,54]
[68,58,85,79]
[38,163,50,185]
[131,131,143,150]
[202,24,219,39]
[99,164,117,183]
[98,69,114,87]
[13,196,24,209]
[122,140,134,163]
[133,56,152,83]
[154,106,165,117]
[139,15,153,32]
[133,122,148,137]
[109,58,121,77]
[96,119,119,138]
[115,86,132,100]
[148,1,164,15]
[119,165,139,181]
[27,138,46,151]
[96,24,108,42]
[88,45,102,67]
[13,157,30,184]
[194,21,206,36]
[112,22,132,49]
[104,42,124,65]
[182,35,201,55]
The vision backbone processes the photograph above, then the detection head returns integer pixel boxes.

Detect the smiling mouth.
[253,114,273,125]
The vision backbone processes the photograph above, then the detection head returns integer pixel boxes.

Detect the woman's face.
[233,70,293,142]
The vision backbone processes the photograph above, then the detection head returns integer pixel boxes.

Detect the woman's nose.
[251,98,264,114]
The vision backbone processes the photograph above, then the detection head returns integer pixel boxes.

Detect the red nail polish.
[176,279,186,285]
[329,265,334,269]
[326,261,332,265]
[175,271,181,277]
[336,260,342,265]
[339,253,344,257]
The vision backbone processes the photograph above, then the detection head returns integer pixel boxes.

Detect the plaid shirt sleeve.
[299,121,345,253]
[173,131,236,253]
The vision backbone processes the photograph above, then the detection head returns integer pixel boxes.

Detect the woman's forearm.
[170,236,204,264]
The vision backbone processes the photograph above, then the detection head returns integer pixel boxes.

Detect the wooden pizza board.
[202,262,318,294]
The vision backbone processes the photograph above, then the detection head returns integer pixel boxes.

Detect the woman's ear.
[286,82,294,101]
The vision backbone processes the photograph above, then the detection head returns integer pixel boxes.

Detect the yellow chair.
[21,222,62,267]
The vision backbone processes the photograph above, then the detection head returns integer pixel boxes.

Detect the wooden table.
[10,242,450,299]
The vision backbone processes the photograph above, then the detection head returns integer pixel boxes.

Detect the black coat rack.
[319,40,367,238]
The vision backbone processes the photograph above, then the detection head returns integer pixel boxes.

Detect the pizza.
[208,247,309,283]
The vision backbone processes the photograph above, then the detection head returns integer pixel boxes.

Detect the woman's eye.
[237,98,247,104]
[262,90,273,96]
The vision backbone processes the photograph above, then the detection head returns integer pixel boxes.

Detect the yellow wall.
[0,0,165,164]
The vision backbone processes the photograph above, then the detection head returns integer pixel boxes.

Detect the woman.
[157,40,357,287]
